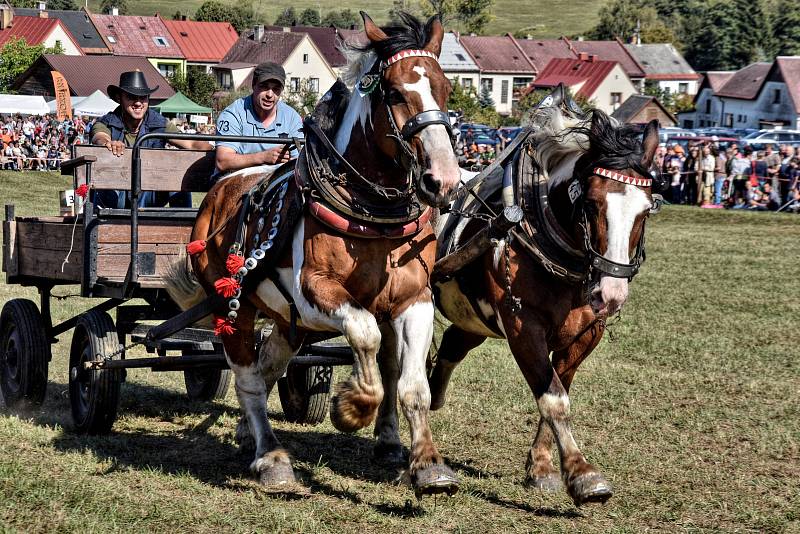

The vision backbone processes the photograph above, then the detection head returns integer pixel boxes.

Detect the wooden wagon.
[1,136,352,433]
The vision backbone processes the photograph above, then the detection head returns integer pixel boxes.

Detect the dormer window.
[107,35,116,43]
[153,36,169,47]
[455,53,465,61]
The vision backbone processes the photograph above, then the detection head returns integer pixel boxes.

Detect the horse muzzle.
[590,276,629,317]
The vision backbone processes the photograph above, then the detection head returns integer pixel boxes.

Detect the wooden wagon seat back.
[62,145,216,192]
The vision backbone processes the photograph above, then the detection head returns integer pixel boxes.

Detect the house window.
[455,53,466,61]
[705,99,711,114]
[290,77,300,92]
[462,78,473,89]
[217,71,232,89]
[158,63,177,77]
[501,80,509,104]
[481,78,493,93]
[723,113,733,127]
[512,77,533,99]
[773,88,781,104]
[678,83,688,93]
[308,78,319,93]
[153,36,169,47]
[303,53,309,64]
[107,35,116,43]
[55,39,62,49]
[610,92,622,106]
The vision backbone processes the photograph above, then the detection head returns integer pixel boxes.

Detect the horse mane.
[528,106,650,189]
[340,12,436,87]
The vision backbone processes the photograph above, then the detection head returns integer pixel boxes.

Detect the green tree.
[167,67,216,108]
[100,0,128,14]
[298,8,320,27]
[419,0,493,34]
[478,85,494,108]
[285,78,319,116]
[588,0,677,45]
[7,0,77,7]
[389,0,417,23]
[732,0,773,65]
[0,37,62,92]
[274,7,296,26]
[321,9,360,29]
[772,0,800,55]
[682,1,738,70]
[194,0,255,32]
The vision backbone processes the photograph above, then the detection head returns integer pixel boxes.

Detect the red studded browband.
[593,167,652,187]
[380,49,439,70]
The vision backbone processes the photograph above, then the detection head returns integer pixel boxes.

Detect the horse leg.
[505,317,611,506]
[224,304,297,486]
[429,325,486,410]
[525,310,605,492]
[373,324,405,465]
[393,301,459,497]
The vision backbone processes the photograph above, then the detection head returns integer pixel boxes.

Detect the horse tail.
[164,252,208,313]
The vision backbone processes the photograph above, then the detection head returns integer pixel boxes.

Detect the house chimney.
[37,1,46,12]
[578,52,589,61]
[589,54,596,62]
[253,24,264,40]
[282,26,290,32]
[111,6,118,15]
[0,3,13,29]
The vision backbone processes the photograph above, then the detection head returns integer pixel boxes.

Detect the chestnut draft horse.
[167,13,462,495]
[428,93,661,506]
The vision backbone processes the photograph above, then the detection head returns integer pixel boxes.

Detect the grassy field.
[1,169,799,532]
[87,0,603,39]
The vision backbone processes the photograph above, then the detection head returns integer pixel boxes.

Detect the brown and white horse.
[426,101,660,505]
[167,13,462,495]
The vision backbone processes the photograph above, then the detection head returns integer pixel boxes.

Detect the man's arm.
[214,108,291,173]
[167,138,213,151]
[91,123,126,157]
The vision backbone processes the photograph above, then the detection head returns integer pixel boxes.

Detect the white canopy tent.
[72,90,117,117]
[47,96,84,114]
[0,94,49,116]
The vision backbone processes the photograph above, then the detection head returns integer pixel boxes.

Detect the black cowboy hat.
[107,70,159,103]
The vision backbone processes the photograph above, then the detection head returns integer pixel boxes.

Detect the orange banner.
[51,70,72,120]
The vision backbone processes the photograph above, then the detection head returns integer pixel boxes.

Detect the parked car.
[666,135,739,152]
[659,127,696,145]
[460,123,498,146]
[741,129,800,149]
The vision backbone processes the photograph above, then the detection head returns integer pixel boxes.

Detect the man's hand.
[263,145,292,165]
[104,140,126,157]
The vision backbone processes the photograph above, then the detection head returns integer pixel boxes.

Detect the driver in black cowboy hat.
[91,69,211,209]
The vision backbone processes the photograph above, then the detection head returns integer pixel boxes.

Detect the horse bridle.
[358,49,456,188]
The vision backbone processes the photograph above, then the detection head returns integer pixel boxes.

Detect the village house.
[90,12,185,78]
[265,25,350,79]
[680,58,800,130]
[528,55,638,115]
[161,18,238,74]
[13,4,109,54]
[439,32,480,93]
[0,3,82,55]
[624,42,700,96]
[611,94,677,126]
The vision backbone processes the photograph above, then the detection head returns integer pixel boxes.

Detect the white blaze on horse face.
[334,79,373,154]
[402,66,460,192]
[597,184,651,315]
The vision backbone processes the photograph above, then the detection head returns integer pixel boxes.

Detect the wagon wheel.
[277,364,333,425]
[69,310,122,434]
[0,299,50,409]
[183,364,231,401]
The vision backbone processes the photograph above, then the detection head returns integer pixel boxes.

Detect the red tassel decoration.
[75,183,89,198]
[214,277,240,298]
[186,240,207,256]
[214,317,236,336]
[226,254,245,275]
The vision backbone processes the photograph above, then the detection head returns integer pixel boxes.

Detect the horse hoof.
[258,461,296,487]
[568,472,613,506]
[412,464,460,498]
[374,442,407,465]
[525,472,563,492]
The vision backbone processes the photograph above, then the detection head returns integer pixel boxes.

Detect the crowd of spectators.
[657,141,800,213]
[0,114,92,171]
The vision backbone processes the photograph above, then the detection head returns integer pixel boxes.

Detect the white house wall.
[657,79,698,96]
[478,73,517,115]
[685,81,800,129]
[47,25,82,55]
[590,63,638,115]
[283,36,336,98]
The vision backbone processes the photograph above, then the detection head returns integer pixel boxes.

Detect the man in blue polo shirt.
[215,62,303,175]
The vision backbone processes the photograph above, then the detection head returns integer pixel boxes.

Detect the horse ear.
[641,119,660,168]
[589,109,609,138]
[361,11,388,43]
[423,16,444,57]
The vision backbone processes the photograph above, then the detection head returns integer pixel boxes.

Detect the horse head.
[573,113,660,316]
[337,12,460,208]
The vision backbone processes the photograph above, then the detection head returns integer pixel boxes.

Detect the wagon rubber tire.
[183,367,231,401]
[69,310,122,434]
[277,364,333,425]
[0,299,50,409]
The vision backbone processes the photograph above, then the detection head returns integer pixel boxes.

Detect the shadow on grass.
[470,490,582,518]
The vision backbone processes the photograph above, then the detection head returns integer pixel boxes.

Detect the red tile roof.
[530,57,619,99]
[16,54,175,100]
[567,38,645,78]
[715,62,771,99]
[162,19,238,62]
[0,15,62,48]
[515,38,576,72]
[223,31,304,65]
[459,35,536,74]
[775,57,800,113]
[91,14,183,58]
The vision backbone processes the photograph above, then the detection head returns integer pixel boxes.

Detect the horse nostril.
[422,172,441,196]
